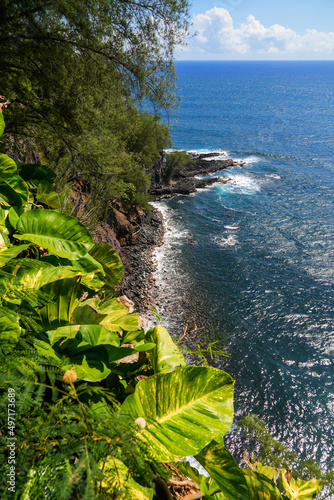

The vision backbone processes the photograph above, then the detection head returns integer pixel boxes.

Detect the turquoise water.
[156,61,334,468]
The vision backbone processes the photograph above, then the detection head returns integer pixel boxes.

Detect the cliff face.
[64,152,243,312]
[93,203,162,311]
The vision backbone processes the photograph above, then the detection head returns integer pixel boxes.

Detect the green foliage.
[146,324,186,373]
[177,328,230,366]
[240,414,297,469]
[0,115,324,499]
[14,209,94,259]
[0,153,29,208]
[241,414,333,497]
[121,366,235,462]
[88,243,124,289]
[196,441,282,500]
[164,150,194,181]
[0,0,186,215]
[281,472,323,499]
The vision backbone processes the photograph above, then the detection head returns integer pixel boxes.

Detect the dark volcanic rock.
[154,178,197,197]
[181,157,235,177]
[100,205,162,311]
[151,153,241,199]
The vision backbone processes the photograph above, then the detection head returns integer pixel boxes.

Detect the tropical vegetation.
[0,0,187,217]
[0,111,324,499]
[0,0,328,497]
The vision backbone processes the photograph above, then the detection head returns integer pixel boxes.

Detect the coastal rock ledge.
[152,153,245,199]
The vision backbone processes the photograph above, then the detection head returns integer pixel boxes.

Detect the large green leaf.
[97,298,140,332]
[17,163,56,183]
[34,339,112,382]
[0,229,10,248]
[71,253,105,291]
[35,180,64,210]
[48,324,120,347]
[121,366,234,462]
[146,325,186,373]
[0,207,9,235]
[14,209,94,259]
[243,470,284,500]
[46,296,140,343]
[0,154,29,207]
[63,356,111,382]
[196,442,283,500]
[56,338,134,374]
[38,277,81,329]
[281,470,323,499]
[78,325,120,346]
[8,206,20,230]
[177,461,222,498]
[196,442,250,500]
[72,253,105,276]
[103,457,154,500]
[7,259,80,289]
[89,243,124,287]
[0,244,29,268]
[247,463,280,484]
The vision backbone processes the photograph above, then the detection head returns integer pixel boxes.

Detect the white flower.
[135,417,146,429]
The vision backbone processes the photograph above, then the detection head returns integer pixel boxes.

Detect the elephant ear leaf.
[35,180,63,210]
[0,244,29,268]
[281,470,323,499]
[88,243,124,288]
[17,163,56,183]
[14,209,94,259]
[120,366,234,462]
[196,441,283,500]
[146,324,186,373]
[247,462,280,484]
[0,154,29,208]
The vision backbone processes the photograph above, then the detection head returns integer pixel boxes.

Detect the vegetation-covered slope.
[0,111,323,499]
[0,0,189,216]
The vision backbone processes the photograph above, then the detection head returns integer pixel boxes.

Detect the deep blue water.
[155,61,334,469]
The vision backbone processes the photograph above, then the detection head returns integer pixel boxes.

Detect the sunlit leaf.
[196,442,283,500]
[121,366,234,462]
[281,470,323,499]
[103,457,154,499]
[14,209,94,259]
[0,244,29,268]
[89,243,124,288]
[146,324,186,373]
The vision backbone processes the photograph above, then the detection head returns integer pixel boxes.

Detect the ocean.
[151,61,334,470]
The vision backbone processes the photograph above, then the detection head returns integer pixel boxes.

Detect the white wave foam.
[266,173,281,179]
[219,174,261,195]
[150,201,191,249]
[233,155,261,165]
[215,234,238,247]
[187,149,229,157]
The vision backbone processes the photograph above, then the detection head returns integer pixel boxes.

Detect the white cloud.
[180,8,334,59]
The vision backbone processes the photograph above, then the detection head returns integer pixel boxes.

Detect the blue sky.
[176,0,334,59]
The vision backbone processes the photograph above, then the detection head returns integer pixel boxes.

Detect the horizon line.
[174,59,334,62]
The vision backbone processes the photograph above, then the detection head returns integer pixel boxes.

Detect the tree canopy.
[0,0,189,212]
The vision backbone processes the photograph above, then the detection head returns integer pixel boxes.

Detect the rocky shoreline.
[152,152,245,199]
[101,152,243,320]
